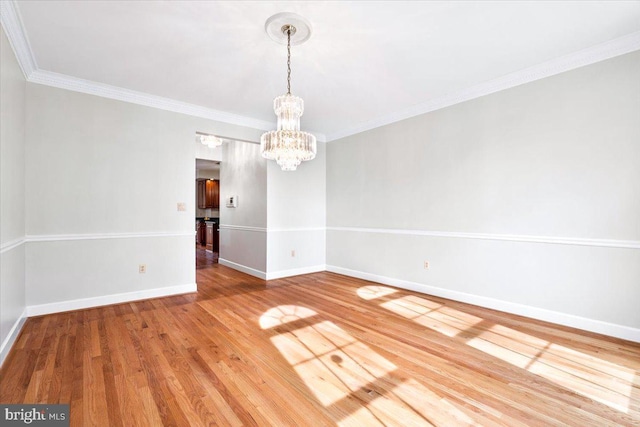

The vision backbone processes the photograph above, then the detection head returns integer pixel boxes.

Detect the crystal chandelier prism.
[261,17,316,171]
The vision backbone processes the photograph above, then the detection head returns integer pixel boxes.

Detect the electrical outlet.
[424,261,429,270]
[291,250,296,257]
[139,264,146,274]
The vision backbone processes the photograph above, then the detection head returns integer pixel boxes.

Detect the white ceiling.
[10,1,640,140]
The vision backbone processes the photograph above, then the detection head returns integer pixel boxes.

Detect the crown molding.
[0,1,327,139]
[27,69,327,142]
[325,31,640,142]
[28,69,279,132]
[2,0,637,143]
[0,0,37,78]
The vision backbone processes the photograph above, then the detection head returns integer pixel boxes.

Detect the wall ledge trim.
[266,264,327,280]
[0,237,25,254]
[218,258,267,280]
[326,265,640,343]
[25,231,194,243]
[26,283,197,317]
[327,226,640,249]
[0,308,28,368]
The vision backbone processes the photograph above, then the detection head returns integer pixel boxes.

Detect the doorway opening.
[195,158,220,269]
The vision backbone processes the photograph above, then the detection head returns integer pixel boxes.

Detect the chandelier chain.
[286,28,291,94]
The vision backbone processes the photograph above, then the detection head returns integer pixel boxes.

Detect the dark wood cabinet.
[196,221,206,245]
[206,223,213,252]
[197,180,206,209]
[210,180,220,209]
[197,220,218,252]
[204,222,219,253]
[197,179,220,209]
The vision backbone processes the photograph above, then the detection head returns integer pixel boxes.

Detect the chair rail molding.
[0,237,26,254]
[327,226,640,250]
[25,231,195,243]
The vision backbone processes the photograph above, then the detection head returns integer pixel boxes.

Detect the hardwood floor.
[1,265,639,426]
[196,244,218,269]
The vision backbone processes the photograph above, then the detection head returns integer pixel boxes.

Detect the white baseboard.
[266,264,327,280]
[218,259,327,281]
[26,283,197,317]
[218,258,267,280]
[0,308,28,368]
[326,265,640,343]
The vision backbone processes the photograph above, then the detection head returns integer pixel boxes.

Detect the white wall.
[24,83,263,310]
[219,140,268,277]
[327,51,640,341]
[197,169,220,180]
[217,139,327,280]
[0,27,27,365]
[266,143,326,278]
[195,140,223,162]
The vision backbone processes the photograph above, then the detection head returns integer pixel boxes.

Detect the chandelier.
[197,133,223,148]
[261,14,316,171]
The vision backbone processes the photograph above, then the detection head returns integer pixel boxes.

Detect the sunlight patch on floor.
[384,378,480,426]
[381,295,482,337]
[259,305,318,329]
[378,294,635,414]
[380,295,442,317]
[468,324,633,413]
[264,305,478,425]
[271,320,395,406]
[357,285,398,300]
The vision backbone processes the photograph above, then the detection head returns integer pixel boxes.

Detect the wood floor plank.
[1,265,639,426]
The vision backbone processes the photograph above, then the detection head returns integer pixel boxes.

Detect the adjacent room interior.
[1,1,639,425]
[195,158,221,269]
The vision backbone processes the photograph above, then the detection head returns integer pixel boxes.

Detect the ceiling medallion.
[260,13,316,171]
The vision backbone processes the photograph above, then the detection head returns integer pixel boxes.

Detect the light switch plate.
[226,196,238,208]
